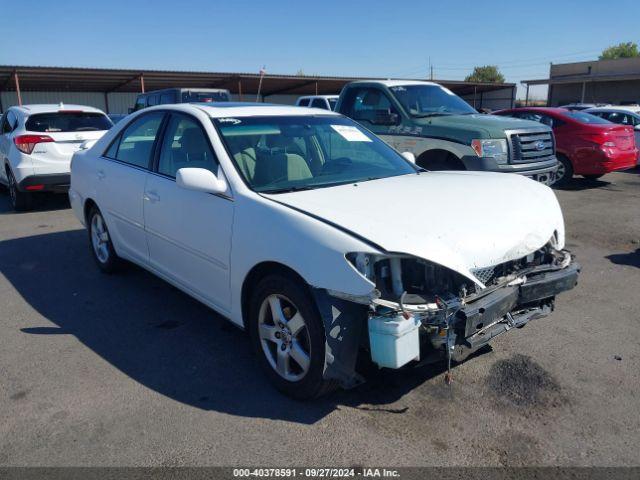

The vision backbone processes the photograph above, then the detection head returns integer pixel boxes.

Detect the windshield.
[564,111,612,125]
[214,116,417,194]
[25,112,113,132]
[389,84,477,117]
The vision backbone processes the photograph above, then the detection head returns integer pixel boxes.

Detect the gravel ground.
[0,168,639,467]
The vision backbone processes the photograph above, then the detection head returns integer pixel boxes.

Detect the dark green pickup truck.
[335,80,558,184]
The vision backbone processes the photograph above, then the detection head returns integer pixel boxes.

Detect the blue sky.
[1,0,638,99]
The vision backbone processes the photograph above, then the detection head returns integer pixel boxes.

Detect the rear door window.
[147,95,159,107]
[297,98,310,107]
[160,93,175,104]
[105,112,165,169]
[25,112,112,132]
[2,111,18,133]
[181,91,230,103]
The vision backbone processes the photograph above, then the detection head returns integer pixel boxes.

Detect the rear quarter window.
[25,112,113,132]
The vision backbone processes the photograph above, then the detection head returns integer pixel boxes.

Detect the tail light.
[13,134,54,154]
[578,132,616,148]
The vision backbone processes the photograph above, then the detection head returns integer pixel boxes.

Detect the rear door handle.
[97,170,106,180]
[144,191,160,203]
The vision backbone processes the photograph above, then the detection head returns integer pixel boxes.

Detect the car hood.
[413,114,547,140]
[264,172,564,286]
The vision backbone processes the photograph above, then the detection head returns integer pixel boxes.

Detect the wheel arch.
[83,197,99,225]
[416,148,465,170]
[240,261,309,330]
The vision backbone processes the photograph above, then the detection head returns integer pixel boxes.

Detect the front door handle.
[144,191,160,203]
[97,170,106,180]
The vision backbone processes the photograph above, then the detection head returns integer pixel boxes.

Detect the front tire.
[554,154,574,187]
[7,167,32,211]
[248,274,334,399]
[87,206,122,273]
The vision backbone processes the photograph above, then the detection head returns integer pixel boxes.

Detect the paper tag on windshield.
[331,125,372,142]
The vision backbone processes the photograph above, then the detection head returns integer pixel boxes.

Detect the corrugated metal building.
[0,65,516,113]
[523,57,640,106]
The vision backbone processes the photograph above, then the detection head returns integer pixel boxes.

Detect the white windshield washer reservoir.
[368,314,421,369]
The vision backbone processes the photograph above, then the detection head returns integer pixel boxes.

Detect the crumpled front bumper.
[456,261,580,350]
[315,256,580,388]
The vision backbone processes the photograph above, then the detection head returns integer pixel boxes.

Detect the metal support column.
[140,74,145,93]
[238,79,243,101]
[14,71,22,106]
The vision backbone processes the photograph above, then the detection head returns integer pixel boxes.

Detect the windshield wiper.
[412,112,453,118]
[260,185,316,194]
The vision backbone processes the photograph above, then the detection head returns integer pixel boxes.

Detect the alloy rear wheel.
[87,206,121,273]
[7,168,32,211]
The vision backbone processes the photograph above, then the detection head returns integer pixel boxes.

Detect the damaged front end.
[314,242,580,388]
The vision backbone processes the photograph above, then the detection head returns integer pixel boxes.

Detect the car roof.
[586,106,640,114]
[141,88,229,95]
[503,107,569,115]
[11,104,105,115]
[161,102,341,118]
[348,79,441,88]
[299,95,339,99]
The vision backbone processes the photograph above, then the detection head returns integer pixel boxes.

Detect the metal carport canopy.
[0,65,514,98]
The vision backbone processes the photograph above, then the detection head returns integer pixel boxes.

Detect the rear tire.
[7,167,33,211]
[583,174,604,181]
[248,274,335,399]
[87,205,122,274]
[554,154,573,187]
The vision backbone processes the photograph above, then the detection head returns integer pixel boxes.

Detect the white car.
[0,104,112,210]
[296,95,339,111]
[69,103,579,399]
[586,106,640,164]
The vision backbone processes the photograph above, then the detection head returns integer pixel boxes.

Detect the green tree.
[599,42,639,60]
[464,65,505,83]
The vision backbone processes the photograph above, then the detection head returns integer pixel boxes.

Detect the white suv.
[0,104,112,210]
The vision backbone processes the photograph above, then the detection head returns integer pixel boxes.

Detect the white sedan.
[69,103,579,399]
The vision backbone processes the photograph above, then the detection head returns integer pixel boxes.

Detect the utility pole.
[429,57,433,80]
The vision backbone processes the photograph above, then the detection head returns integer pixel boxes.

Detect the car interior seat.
[169,127,215,174]
[253,135,312,187]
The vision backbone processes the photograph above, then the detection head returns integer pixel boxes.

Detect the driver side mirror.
[176,168,227,195]
[401,152,416,163]
[374,111,399,126]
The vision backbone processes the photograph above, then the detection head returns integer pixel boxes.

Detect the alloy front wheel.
[258,294,312,382]
[249,274,334,399]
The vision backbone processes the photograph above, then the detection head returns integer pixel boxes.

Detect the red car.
[494,107,638,185]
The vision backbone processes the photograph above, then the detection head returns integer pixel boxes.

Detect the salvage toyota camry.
[69,103,579,399]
